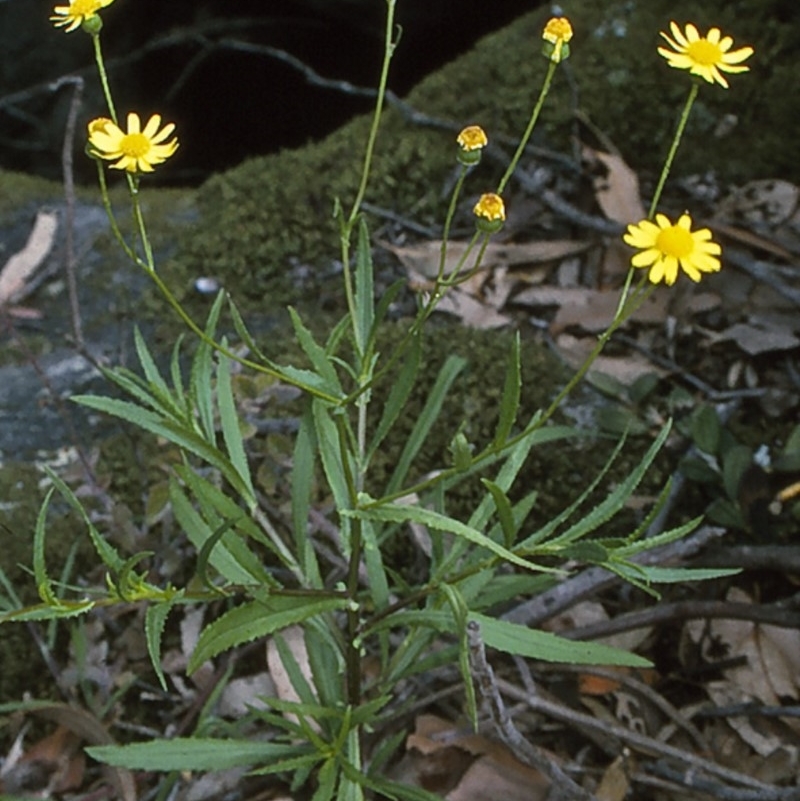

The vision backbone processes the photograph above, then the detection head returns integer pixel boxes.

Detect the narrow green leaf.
[481,479,516,548]
[73,396,251,502]
[134,326,176,410]
[471,612,651,667]
[493,332,521,447]
[537,422,671,550]
[367,332,421,461]
[288,307,342,394]
[188,596,350,673]
[216,348,256,506]
[361,518,390,611]
[145,599,181,691]
[616,565,741,583]
[312,400,352,515]
[43,467,125,573]
[0,599,95,622]
[292,406,323,587]
[348,504,553,573]
[354,217,374,357]
[87,738,309,771]
[386,354,467,495]
[33,487,56,605]
[168,479,267,586]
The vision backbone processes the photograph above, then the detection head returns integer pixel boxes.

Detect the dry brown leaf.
[595,753,633,801]
[711,321,800,355]
[583,146,646,226]
[383,239,590,280]
[400,715,551,801]
[266,624,319,730]
[431,285,511,329]
[686,587,800,734]
[715,179,800,228]
[555,333,666,385]
[513,286,670,334]
[0,209,58,306]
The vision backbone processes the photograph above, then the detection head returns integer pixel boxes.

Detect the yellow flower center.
[457,126,487,151]
[474,193,506,221]
[120,133,151,158]
[543,17,573,43]
[70,0,103,16]
[686,39,723,66]
[656,225,694,258]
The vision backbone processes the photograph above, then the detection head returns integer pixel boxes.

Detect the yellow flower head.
[456,125,488,166]
[542,17,573,63]
[658,22,753,88]
[457,126,488,152]
[623,213,721,285]
[88,113,179,174]
[51,0,114,33]
[474,193,506,233]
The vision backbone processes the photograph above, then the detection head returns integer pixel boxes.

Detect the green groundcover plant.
[1,2,754,799]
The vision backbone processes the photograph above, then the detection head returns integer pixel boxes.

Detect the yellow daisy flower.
[623,213,721,285]
[474,193,506,222]
[542,17,573,63]
[658,22,753,88]
[51,0,114,32]
[88,113,179,174]
[457,126,488,152]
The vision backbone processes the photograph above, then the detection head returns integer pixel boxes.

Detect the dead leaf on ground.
[708,321,800,356]
[395,714,551,801]
[0,209,58,307]
[513,286,670,334]
[555,333,667,385]
[685,586,800,750]
[266,624,319,731]
[582,146,646,227]
[383,239,591,281]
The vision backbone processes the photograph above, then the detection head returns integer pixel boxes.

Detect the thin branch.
[467,621,598,801]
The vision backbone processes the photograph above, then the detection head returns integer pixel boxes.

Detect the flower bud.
[473,192,506,234]
[542,17,573,64]
[456,125,488,166]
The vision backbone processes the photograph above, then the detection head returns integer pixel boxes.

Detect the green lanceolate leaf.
[216,346,256,506]
[481,479,516,548]
[354,217,375,359]
[292,407,323,587]
[87,738,311,772]
[145,597,183,691]
[289,307,343,395]
[33,487,57,605]
[347,504,555,574]
[385,354,467,495]
[187,595,350,673]
[471,613,651,667]
[493,331,521,447]
[367,332,421,462]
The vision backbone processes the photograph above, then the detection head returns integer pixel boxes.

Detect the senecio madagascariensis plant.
[658,22,753,88]
[624,214,721,286]
[88,113,179,173]
[542,17,573,64]
[51,0,114,32]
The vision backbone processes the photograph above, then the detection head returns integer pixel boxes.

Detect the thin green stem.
[437,165,468,282]
[346,0,397,228]
[648,82,699,220]
[497,59,558,195]
[92,34,117,124]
